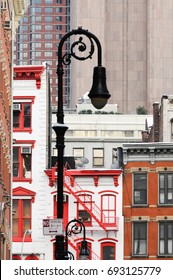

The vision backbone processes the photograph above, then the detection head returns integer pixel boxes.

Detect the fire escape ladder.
[68,235,100,260]
[64,175,107,231]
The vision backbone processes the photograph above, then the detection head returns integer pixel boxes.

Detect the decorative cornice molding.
[13,65,45,89]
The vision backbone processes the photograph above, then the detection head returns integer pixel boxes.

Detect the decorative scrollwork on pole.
[62,35,95,65]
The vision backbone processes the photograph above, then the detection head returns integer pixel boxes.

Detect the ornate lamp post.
[53,27,110,260]
[64,219,90,260]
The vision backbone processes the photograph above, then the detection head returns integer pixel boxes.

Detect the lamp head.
[88,66,111,109]
[79,240,90,260]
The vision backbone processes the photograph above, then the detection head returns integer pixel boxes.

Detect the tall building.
[70,0,173,114]
[0,0,29,260]
[14,0,70,109]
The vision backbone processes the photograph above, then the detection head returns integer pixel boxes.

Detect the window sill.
[158,204,173,207]
[157,255,173,258]
[13,128,32,133]
[131,255,148,258]
[13,237,32,242]
[13,178,32,183]
[132,204,148,208]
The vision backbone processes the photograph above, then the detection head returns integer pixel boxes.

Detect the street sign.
[43,219,63,235]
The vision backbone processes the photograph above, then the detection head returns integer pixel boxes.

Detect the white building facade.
[45,167,124,260]
[12,64,53,260]
[12,64,124,260]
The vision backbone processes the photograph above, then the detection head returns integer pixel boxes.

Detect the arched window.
[101,242,116,260]
[25,255,39,260]
[12,255,21,260]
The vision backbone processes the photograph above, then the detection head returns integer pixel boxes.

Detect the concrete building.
[52,111,152,169]
[13,0,70,108]
[70,0,173,114]
[120,143,173,260]
[0,0,29,260]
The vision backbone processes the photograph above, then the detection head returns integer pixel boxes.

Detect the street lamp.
[53,27,110,260]
[64,219,90,260]
[21,229,32,260]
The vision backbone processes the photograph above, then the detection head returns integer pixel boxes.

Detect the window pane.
[93,158,103,166]
[23,154,31,178]
[12,200,19,236]
[24,104,31,128]
[13,111,20,128]
[133,222,147,255]
[134,173,147,204]
[13,148,19,177]
[102,245,115,260]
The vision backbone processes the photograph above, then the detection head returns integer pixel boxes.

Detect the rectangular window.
[13,147,32,180]
[13,103,31,130]
[56,25,62,31]
[133,173,147,205]
[133,222,147,256]
[159,173,173,204]
[93,148,104,167]
[45,7,53,13]
[56,16,62,21]
[73,148,84,159]
[56,7,62,13]
[45,25,53,30]
[13,199,31,241]
[45,16,53,22]
[77,195,92,226]
[45,34,52,39]
[45,52,52,57]
[45,43,52,48]
[159,222,173,256]
[101,195,116,226]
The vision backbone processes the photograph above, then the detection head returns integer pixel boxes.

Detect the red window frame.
[77,194,92,226]
[101,194,116,226]
[13,146,32,182]
[13,102,32,132]
[12,255,21,260]
[12,198,32,242]
[101,242,116,260]
[25,255,39,260]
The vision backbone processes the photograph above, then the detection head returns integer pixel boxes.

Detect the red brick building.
[120,143,173,260]
[0,0,29,260]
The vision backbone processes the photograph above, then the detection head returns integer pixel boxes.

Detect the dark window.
[13,147,32,180]
[133,222,147,256]
[159,173,173,204]
[13,199,31,241]
[101,243,115,260]
[159,222,173,256]
[13,103,31,130]
[133,173,147,205]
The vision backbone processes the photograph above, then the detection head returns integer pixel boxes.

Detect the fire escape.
[45,166,120,259]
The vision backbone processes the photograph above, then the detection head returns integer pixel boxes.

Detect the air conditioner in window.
[4,21,11,30]
[13,103,21,111]
[21,147,31,154]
